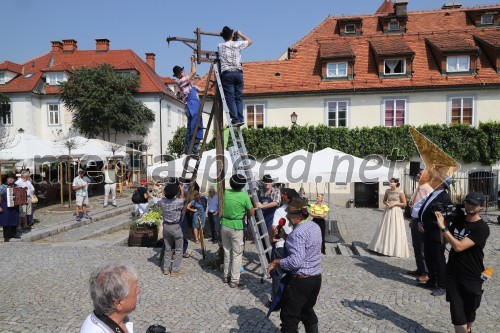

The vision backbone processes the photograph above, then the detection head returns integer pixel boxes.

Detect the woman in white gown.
[368,178,409,257]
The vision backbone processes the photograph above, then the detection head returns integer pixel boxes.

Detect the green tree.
[60,64,155,141]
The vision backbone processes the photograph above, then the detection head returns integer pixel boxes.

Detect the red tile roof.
[0,44,177,99]
[41,62,74,73]
[0,61,23,74]
[319,40,355,59]
[376,0,394,15]
[426,34,479,53]
[163,77,176,84]
[242,5,500,96]
[473,30,500,49]
[370,36,415,56]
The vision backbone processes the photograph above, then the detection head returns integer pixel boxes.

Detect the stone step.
[351,241,376,257]
[34,210,133,244]
[336,243,354,256]
[18,203,134,242]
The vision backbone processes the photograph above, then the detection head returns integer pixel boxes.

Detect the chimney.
[51,41,63,53]
[442,2,462,9]
[62,39,77,53]
[95,38,110,52]
[146,53,156,71]
[393,0,409,16]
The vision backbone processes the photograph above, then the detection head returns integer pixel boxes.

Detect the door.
[354,182,379,208]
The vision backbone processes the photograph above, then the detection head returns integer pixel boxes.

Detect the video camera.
[430,202,465,224]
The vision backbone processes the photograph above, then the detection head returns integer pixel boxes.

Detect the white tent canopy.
[0,133,61,161]
[147,149,263,181]
[264,148,397,184]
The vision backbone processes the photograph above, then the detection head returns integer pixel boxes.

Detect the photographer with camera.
[417,180,452,296]
[435,192,490,333]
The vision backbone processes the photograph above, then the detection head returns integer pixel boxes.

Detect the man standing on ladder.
[218,26,252,127]
[173,55,203,154]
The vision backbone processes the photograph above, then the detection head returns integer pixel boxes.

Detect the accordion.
[6,187,28,207]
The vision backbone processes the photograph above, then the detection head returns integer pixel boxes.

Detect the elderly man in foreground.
[80,262,140,333]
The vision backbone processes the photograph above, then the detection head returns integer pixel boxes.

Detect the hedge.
[166,122,500,165]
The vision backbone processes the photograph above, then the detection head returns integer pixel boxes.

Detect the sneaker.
[83,214,90,220]
[76,216,81,222]
[229,280,246,288]
[182,253,190,258]
[431,288,446,296]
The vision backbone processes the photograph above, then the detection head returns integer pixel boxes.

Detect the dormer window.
[388,21,400,31]
[481,13,494,25]
[0,73,4,84]
[337,18,363,36]
[446,56,470,73]
[46,73,66,85]
[384,59,406,75]
[327,62,348,78]
[345,24,356,34]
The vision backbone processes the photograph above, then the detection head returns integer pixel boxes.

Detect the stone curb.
[17,204,134,242]
[351,240,375,257]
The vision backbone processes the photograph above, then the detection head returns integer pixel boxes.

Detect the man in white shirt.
[15,170,35,230]
[102,161,117,208]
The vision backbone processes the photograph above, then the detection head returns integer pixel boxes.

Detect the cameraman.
[435,192,490,333]
[418,181,452,296]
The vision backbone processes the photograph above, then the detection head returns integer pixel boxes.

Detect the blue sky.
[1,0,497,77]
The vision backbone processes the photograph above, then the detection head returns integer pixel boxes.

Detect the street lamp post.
[290,112,298,127]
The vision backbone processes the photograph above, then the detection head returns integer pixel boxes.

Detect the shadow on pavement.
[229,305,279,333]
[341,299,440,333]
[353,254,419,286]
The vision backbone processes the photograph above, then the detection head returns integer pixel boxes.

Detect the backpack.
[132,189,142,204]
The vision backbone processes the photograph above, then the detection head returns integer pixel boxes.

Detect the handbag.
[31,195,39,204]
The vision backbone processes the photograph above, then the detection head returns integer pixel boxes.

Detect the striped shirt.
[280,219,322,276]
[217,40,249,72]
[159,197,184,224]
[176,76,193,102]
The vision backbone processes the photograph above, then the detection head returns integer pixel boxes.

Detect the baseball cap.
[464,192,484,205]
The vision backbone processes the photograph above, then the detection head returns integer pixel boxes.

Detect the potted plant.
[128,208,162,247]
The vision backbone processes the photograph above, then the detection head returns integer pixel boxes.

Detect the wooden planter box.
[128,225,158,247]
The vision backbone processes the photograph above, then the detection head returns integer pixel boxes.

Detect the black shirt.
[447,218,490,281]
[136,186,149,204]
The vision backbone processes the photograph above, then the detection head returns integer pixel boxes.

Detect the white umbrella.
[266,148,397,184]
[147,149,262,182]
[0,133,61,161]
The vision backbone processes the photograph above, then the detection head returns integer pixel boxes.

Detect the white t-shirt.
[80,312,133,333]
[272,205,293,248]
[15,178,35,196]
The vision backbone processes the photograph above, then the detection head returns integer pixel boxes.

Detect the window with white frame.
[481,13,494,25]
[345,24,356,34]
[0,72,5,84]
[46,73,65,85]
[447,56,470,72]
[384,59,406,75]
[327,62,348,78]
[246,104,265,128]
[450,97,474,125]
[48,104,60,126]
[1,103,12,126]
[327,100,348,127]
[388,21,400,31]
[383,99,406,127]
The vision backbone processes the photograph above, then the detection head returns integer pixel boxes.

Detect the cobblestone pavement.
[0,206,498,332]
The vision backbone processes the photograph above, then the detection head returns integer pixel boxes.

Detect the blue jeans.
[221,70,244,124]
